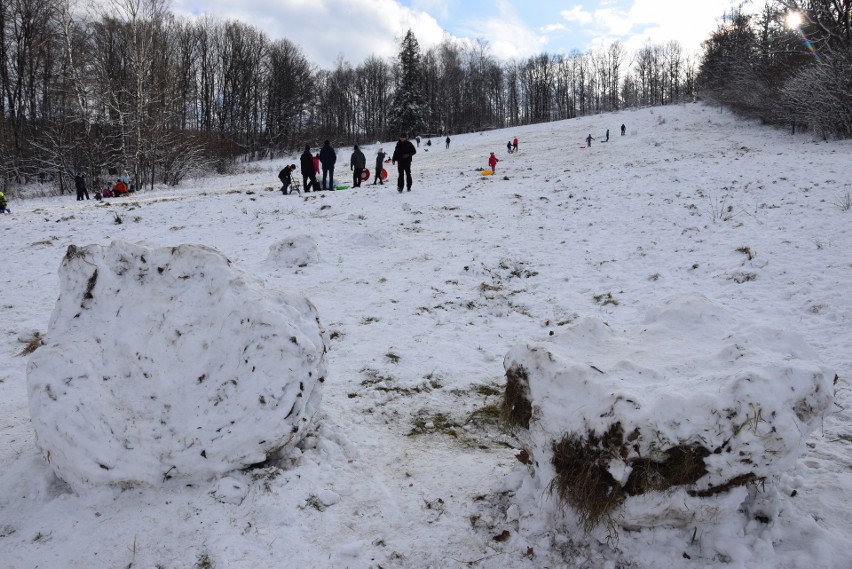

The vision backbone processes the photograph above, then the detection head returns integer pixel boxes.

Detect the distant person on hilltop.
[391,133,417,193]
[445,136,451,149]
[605,129,610,142]
[621,124,626,136]
[512,137,518,152]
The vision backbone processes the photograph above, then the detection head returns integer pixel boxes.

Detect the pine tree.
[388,30,429,136]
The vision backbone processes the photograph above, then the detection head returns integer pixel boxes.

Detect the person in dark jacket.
[373,148,386,185]
[319,140,336,190]
[445,136,451,149]
[300,145,319,192]
[74,173,89,201]
[279,164,296,194]
[621,124,626,136]
[350,145,366,187]
[391,133,417,193]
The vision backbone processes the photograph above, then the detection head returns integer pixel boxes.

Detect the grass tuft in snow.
[832,190,852,212]
[735,246,756,261]
[501,365,532,429]
[193,552,214,569]
[18,331,44,356]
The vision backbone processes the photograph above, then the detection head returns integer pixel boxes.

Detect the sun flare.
[786,11,803,29]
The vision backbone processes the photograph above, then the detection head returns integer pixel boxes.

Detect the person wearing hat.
[391,133,417,193]
[373,148,386,185]
[350,145,366,188]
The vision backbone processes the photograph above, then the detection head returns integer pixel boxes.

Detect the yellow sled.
[481,169,494,176]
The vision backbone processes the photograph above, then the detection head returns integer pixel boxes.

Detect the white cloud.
[453,0,548,61]
[541,23,566,33]
[169,0,446,68]
[561,5,594,25]
[560,0,738,55]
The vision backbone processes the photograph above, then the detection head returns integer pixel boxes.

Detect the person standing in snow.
[488,152,499,171]
[391,133,417,193]
[445,136,451,149]
[512,137,518,153]
[373,148,386,185]
[74,173,89,201]
[350,145,366,188]
[313,153,320,175]
[586,134,595,147]
[415,135,420,147]
[605,129,610,142]
[621,124,626,136]
[506,141,513,154]
[300,145,319,192]
[319,140,336,190]
[0,190,9,214]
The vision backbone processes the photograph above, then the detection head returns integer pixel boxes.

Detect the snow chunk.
[27,241,327,492]
[267,235,319,268]
[503,294,832,530]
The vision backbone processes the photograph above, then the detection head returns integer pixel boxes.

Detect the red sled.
[362,168,388,181]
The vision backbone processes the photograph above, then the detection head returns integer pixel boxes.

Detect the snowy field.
[1,103,851,568]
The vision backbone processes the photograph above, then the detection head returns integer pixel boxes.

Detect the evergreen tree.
[388,30,429,136]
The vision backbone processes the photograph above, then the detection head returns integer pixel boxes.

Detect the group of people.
[280,133,421,195]
[505,137,519,154]
[72,171,132,201]
[586,124,627,147]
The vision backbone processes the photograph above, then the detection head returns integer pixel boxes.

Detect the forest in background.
[0,0,847,196]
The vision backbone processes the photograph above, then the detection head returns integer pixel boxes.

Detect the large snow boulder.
[27,241,326,492]
[503,294,832,531]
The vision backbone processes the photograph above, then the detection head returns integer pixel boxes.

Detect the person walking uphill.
[373,148,386,185]
[319,140,336,190]
[350,145,366,188]
[391,133,417,193]
[300,145,319,192]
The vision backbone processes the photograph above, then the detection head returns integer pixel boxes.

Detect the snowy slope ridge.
[26,241,326,491]
[0,103,850,569]
[504,293,832,533]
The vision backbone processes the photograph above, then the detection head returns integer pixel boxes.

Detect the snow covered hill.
[1,103,850,569]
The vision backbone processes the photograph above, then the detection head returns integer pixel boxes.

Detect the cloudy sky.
[168,0,743,68]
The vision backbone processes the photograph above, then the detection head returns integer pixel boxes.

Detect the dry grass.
[501,364,532,429]
[18,332,43,356]
[549,422,714,532]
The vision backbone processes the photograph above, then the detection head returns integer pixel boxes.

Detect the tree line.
[1,0,705,195]
[698,0,852,138]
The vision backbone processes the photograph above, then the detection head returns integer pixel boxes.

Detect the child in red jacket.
[488,152,499,171]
